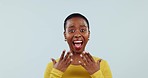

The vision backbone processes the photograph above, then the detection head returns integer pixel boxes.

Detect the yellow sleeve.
[44,62,64,78]
[90,70,104,78]
[49,68,64,78]
[90,60,112,78]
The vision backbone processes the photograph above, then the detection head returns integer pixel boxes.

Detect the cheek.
[66,34,73,42]
[84,34,89,39]
[66,34,73,39]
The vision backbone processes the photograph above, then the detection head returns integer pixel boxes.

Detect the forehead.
[66,17,88,28]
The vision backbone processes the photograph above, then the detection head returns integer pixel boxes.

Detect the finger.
[87,52,95,62]
[59,50,66,61]
[65,53,72,64]
[51,58,56,65]
[97,59,102,65]
[66,59,73,66]
[80,54,88,65]
[83,51,91,63]
[63,51,70,61]
[79,61,87,68]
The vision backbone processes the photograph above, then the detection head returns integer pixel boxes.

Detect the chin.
[74,50,83,54]
[72,48,85,54]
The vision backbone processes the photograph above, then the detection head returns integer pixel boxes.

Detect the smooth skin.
[51,17,101,75]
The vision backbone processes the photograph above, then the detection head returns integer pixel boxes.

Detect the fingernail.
[70,59,73,61]
[78,61,81,63]
[70,53,73,56]
[80,54,82,57]
[83,51,85,54]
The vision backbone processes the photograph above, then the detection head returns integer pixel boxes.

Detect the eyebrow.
[68,25,75,28]
[80,25,87,27]
[67,25,87,28]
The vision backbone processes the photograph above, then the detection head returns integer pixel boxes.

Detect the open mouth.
[73,40,83,50]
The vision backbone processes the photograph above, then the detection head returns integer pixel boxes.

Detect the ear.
[88,30,90,39]
[63,31,66,40]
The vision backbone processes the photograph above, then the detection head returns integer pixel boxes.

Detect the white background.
[0,0,148,78]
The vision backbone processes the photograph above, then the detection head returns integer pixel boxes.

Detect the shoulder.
[44,59,60,73]
[47,58,60,67]
[92,56,101,61]
[92,56,108,66]
[92,57,112,76]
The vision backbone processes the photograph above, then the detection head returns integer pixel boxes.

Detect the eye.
[68,29,75,33]
[80,29,86,32]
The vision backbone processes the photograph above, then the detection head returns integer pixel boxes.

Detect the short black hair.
[64,13,89,31]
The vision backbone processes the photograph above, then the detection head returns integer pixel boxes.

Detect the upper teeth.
[74,41,82,43]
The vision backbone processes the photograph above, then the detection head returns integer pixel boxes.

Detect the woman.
[44,13,112,78]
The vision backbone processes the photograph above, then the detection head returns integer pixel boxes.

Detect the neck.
[70,50,83,65]
[71,50,83,55]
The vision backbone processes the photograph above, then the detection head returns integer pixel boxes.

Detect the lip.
[72,39,84,51]
[72,39,83,45]
[73,40,83,44]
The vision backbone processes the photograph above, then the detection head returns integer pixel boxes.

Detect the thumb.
[51,58,56,65]
[97,59,102,65]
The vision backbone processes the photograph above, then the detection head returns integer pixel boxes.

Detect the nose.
[74,34,81,38]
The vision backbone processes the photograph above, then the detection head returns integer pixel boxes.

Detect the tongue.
[74,43,82,49]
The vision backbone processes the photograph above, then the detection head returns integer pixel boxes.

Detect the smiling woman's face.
[64,17,90,54]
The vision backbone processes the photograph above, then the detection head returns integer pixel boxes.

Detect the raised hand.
[51,50,73,72]
[79,51,102,75]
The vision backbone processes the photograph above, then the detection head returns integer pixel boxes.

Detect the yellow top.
[44,57,112,78]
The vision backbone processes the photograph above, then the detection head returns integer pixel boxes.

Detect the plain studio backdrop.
[0,0,148,78]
